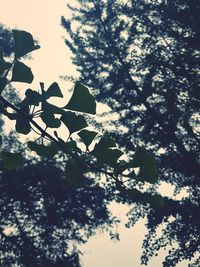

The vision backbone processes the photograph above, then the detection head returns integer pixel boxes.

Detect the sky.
[0,1,189,266]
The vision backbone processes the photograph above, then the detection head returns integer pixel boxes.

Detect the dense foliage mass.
[0,161,113,267]
[62,0,200,266]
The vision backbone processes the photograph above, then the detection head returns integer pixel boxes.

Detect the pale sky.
[0,1,188,266]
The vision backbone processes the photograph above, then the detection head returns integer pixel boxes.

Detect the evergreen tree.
[62,1,200,265]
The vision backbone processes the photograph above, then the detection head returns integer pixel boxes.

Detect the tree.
[61,0,200,266]
[0,29,163,266]
[0,160,114,267]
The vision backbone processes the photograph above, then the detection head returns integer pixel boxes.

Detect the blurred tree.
[0,160,114,267]
[0,24,13,57]
[62,0,200,266]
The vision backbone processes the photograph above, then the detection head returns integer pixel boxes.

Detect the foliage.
[0,160,113,267]
[0,29,158,186]
[0,29,165,265]
[62,0,200,266]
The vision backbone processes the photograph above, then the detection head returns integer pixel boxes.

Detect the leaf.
[0,77,7,94]
[59,139,81,154]
[61,111,87,134]
[45,82,63,98]
[78,129,97,148]
[15,105,31,135]
[42,101,64,114]
[114,160,133,175]
[97,136,116,149]
[0,59,11,76]
[138,155,157,184]
[0,151,24,170]
[91,136,122,167]
[3,110,17,120]
[27,141,58,158]
[12,61,33,83]
[64,82,96,114]
[41,112,61,128]
[25,89,42,106]
[65,159,84,186]
[15,115,31,135]
[131,147,158,183]
[12,30,40,58]
[93,147,123,167]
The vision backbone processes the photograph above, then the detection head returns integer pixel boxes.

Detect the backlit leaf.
[41,112,61,128]
[78,129,97,148]
[64,82,96,114]
[25,89,42,106]
[61,111,87,134]
[45,82,63,98]
[16,116,31,135]
[0,59,11,76]
[27,141,58,158]
[12,61,33,83]
[12,30,40,58]
[131,147,158,183]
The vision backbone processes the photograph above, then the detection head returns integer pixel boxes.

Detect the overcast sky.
[0,1,188,266]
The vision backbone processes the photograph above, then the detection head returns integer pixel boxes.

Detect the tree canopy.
[62,0,200,266]
[0,28,164,266]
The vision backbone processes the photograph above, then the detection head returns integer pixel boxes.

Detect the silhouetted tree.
[0,160,114,267]
[62,0,200,265]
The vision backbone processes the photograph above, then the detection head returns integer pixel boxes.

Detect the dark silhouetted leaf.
[41,112,61,128]
[12,61,33,83]
[131,147,158,183]
[0,59,11,76]
[25,89,42,106]
[42,101,64,114]
[78,129,97,148]
[28,141,58,158]
[16,116,31,135]
[12,30,40,58]
[64,82,96,114]
[114,160,133,175]
[45,82,63,98]
[61,111,87,134]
